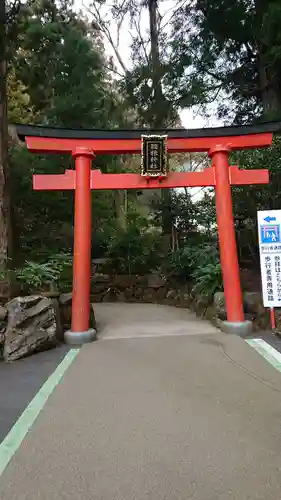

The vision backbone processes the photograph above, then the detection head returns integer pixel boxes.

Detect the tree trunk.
[148,0,165,126]
[0,0,12,294]
[258,53,281,118]
[147,0,173,246]
[114,189,127,231]
[255,0,281,118]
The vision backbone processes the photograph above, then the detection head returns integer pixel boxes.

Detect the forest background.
[1,0,281,297]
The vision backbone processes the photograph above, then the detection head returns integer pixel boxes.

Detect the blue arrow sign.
[264,216,276,223]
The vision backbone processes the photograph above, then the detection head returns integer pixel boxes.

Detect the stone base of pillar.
[218,320,253,338]
[64,329,97,345]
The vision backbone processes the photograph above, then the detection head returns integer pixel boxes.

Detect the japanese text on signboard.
[258,210,281,307]
[141,135,167,177]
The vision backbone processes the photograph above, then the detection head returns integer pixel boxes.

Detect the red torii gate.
[16,123,275,344]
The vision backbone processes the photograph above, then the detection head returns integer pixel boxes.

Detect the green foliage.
[14,252,73,291]
[166,241,223,297]
[189,243,223,297]
[233,137,281,214]
[167,246,196,281]
[152,190,197,241]
[12,0,120,128]
[105,214,163,274]
[48,252,73,272]
[7,0,280,295]
[167,242,220,283]
[48,252,73,290]
[167,241,223,297]
[191,263,223,297]
[7,68,36,123]
[169,0,281,122]
[8,0,125,266]
[14,261,59,290]
[165,241,223,297]
[0,269,9,282]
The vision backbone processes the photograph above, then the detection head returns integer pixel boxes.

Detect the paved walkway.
[95,302,218,339]
[1,303,281,499]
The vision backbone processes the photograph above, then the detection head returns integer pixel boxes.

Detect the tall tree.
[8,0,127,262]
[147,0,172,238]
[12,0,117,128]
[0,0,9,274]
[169,0,281,123]
[0,0,21,281]
[87,0,183,242]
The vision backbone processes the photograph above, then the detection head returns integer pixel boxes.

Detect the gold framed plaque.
[140,135,168,177]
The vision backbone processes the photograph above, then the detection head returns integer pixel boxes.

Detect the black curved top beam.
[15,120,281,142]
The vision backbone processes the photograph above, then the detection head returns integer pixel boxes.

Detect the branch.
[132,7,150,66]
[6,0,21,23]
[115,0,129,48]
[82,1,128,74]
[104,62,125,78]
[159,0,193,34]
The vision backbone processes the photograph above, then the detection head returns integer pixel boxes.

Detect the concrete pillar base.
[219,320,253,337]
[64,328,97,345]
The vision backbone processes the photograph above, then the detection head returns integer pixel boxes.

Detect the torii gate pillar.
[209,146,249,335]
[65,147,96,345]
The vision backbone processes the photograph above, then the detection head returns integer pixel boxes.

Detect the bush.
[14,252,73,292]
[14,261,60,291]
[191,262,223,297]
[167,241,223,297]
[166,246,196,281]
[48,252,73,290]
[167,242,220,282]
[105,219,163,275]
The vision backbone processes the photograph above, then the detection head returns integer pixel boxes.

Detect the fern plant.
[14,253,73,292]
[14,261,60,291]
[191,262,223,297]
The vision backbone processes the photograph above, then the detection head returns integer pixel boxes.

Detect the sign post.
[257,210,281,329]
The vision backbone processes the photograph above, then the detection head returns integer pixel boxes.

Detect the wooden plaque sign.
[141,135,168,177]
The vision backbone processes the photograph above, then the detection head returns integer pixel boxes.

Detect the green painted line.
[246,339,281,372]
[0,348,80,476]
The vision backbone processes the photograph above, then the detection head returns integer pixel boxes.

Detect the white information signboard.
[258,210,281,307]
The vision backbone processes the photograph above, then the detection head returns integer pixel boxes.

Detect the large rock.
[59,292,73,331]
[92,274,111,294]
[94,273,111,283]
[243,292,263,314]
[0,306,7,356]
[176,296,191,309]
[133,288,144,300]
[213,291,260,323]
[124,286,135,302]
[58,293,97,331]
[91,292,106,303]
[147,274,167,289]
[116,291,126,302]
[213,292,226,320]
[193,294,210,315]
[4,296,61,362]
[102,288,118,302]
[156,287,167,301]
[59,292,73,306]
[0,305,7,321]
[112,275,138,289]
[166,289,178,301]
[142,288,156,303]
[0,281,9,302]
